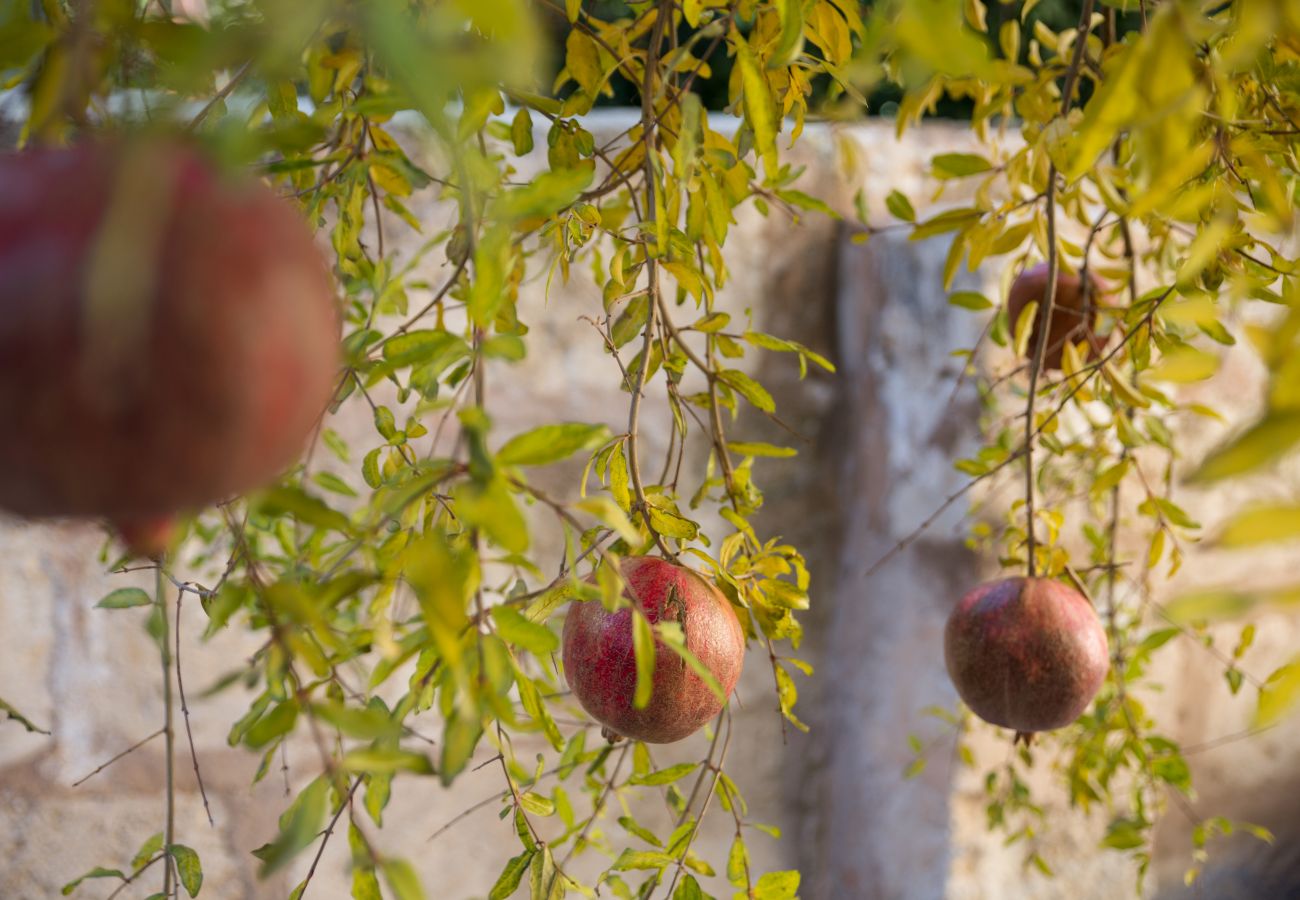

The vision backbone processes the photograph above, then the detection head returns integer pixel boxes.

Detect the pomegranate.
[562,557,745,744]
[113,514,178,560]
[1006,263,1106,370]
[0,139,339,521]
[944,577,1108,734]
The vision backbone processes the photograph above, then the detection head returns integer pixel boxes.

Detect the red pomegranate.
[1006,263,1107,370]
[0,139,339,521]
[113,514,178,561]
[944,577,1109,734]
[562,557,745,744]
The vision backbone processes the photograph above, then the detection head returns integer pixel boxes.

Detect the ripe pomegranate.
[1006,263,1106,370]
[0,139,339,521]
[944,577,1108,735]
[562,557,745,744]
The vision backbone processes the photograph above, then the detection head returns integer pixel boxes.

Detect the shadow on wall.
[1158,789,1300,900]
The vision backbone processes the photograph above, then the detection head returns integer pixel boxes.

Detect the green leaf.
[341,748,435,775]
[491,605,560,655]
[256,777,329,875]
[440,710,483,786]
[62,867,126,895]
[618,815,663,846]
[694,312,731,332]
[632,609,656,710]
[311,471,357,498]
[453,477,529,554]
[612,849,674,870]
[1190,412,1300,483]
[674,875,705,900]
[629,762,698,786]
[510,107,535,156]
[751,870,801,900]
[493,165,594,223]
[244,700,299,750]
[727,834,749,886]
[735,38,778,180]
[353,866,383,900]
[97,588,152,609]
[647,504,700,540]
[520,791,555,816]
[168,845,203,898]
[719,370,775,414]
[498,423,611,467]
[255,486,353,534]
[516,674,564,750]
[949,291,993,311]
[382,329,465,369]
[490,851,535,900]
[609,441,632,513]
[1257,657,1300,727]
[574,497,641,544]
[932,152,993,178]
[381,859,426,900]
[885,189,915,222]
[1101,818,1147,851]
[132,833,164,871]
[657,624,726,703]
[467,223,513,327]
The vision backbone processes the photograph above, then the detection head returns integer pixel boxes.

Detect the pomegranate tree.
[0,139,339,524]
[562,556,745,744]
[944,577,1109,735]
[1006,262,1107,370]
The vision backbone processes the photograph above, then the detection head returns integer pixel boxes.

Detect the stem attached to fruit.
[627,0,673,558]
[1024,0,1095,578]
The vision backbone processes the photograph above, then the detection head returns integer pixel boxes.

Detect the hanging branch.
[156,565,177,898]
[626,0,673,557]
[1023,0,1096,576]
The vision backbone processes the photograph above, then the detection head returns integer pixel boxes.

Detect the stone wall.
[2,113,1299,900]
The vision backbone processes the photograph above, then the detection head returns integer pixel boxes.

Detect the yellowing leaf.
[1218,504,1300,547]
[632,609,655,709]
[735,35,778,181]
[1257,657,1300,727]
[1190,412,1300,483]
[1148,346,1219,383]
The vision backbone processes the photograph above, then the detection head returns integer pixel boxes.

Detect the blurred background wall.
[3,113,1300,899]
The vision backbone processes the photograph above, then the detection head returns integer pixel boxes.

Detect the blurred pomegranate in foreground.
[562,557,745,744]
[0,139,339,522]
[112,514,178,561]
[944,576,1109,735]
[1006,262,1107,370]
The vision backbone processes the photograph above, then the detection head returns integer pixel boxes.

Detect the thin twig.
[297,777,363,899]
[175,591,214,827]
[186,60,253,131]
[157,566,177,898]
[865,285,1174,580]
[624,0,673,557]
[71,727,165,788]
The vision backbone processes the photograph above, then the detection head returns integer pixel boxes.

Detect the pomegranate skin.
[562,557,745,744]
[113,514,177,560]
[0,140,340,520]
[944,577,1109,733]
[1006,263,1106,370]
